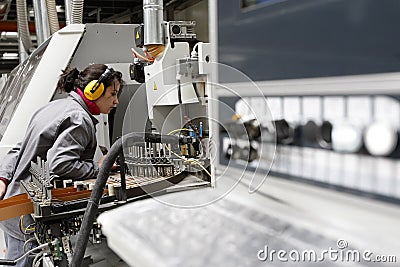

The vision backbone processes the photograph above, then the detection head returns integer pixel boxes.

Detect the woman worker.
[0,63,123,266]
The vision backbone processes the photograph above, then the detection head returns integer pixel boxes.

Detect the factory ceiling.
[0,0,199,74]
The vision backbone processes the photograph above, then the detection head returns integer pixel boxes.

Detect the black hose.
[0,259,16,265]
[70,132,180,266]
[70,137,122,267]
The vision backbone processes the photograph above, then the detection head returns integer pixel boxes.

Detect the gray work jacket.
[0,91,99,240]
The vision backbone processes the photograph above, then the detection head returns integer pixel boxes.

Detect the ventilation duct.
[71,0,84,24]
[46,0,60,34]
[16,0,33,52]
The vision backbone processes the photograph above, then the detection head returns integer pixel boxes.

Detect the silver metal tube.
[143,0,164,45]
[18,38,28,63]
[0,32,18,40]
[40,0,51,41]
[64,0,72,25]
[32,0,44,45]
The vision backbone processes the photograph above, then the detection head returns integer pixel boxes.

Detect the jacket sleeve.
[0,142,22,183]
[47,114,99,180]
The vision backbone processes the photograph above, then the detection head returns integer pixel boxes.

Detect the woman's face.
[94,80,120,114]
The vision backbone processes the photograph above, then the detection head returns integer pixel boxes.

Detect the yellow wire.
[20,215,35,233]
[164,128,211,177]
[167,128,192,135]
[187,159,212,177]
[163,144,211,177]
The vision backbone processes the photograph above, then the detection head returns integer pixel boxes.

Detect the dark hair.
[57,64,124,94]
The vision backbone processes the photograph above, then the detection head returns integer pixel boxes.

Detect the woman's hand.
[98,155,106,168]
[98,155,118,171]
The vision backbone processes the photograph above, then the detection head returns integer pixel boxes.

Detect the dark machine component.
[244,119,261,140]
[222,117,262,162]
[134,24,144,48]
[301,120,319,147]
[224,118,261,141]
[129,60,146,83]
[299,120,333,149]
[320,120,333,147]
[274,119,294,145]
[169,21,197,40]
[226,143,259,162]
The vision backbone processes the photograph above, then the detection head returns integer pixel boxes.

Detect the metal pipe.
[18,37,28,63]
[0,31,18,40]
[45,0,60,34]
[40,0,50,41]
[32,0,44,45]
[64,0,72,25]
[143,0,164,45]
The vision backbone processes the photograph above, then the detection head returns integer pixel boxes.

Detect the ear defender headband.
[84,66,115,101]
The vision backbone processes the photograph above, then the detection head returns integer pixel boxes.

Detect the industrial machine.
[0,0,214,266]
[128,0,214,184]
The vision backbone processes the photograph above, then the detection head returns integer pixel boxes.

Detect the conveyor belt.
[0,173,187,222]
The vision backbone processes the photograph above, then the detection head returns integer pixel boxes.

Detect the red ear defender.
[83,67,114,101]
